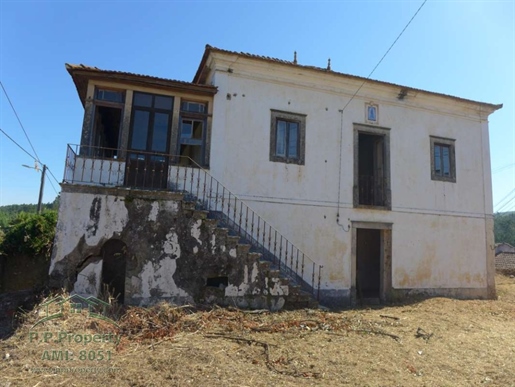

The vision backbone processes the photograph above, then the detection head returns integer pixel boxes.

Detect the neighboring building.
[495,252,515,271]
[495,243,515,256]
[495,243,515,271]
[49,45,502,308]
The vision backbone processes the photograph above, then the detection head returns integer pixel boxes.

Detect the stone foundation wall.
[49,185,288,310]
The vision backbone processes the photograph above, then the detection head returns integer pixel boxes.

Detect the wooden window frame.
[269,110,306,165]
[430,136,456,183]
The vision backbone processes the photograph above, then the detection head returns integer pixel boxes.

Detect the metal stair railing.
[63,144,323,299]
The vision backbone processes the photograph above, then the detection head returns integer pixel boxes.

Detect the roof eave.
[193,46,503,113]
[66,63,218,107]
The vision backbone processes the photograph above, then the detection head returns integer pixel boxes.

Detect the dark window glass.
[434,145,441,175]
[133,93,152,107]
[192,121,203,140]
[181,119,193,138]
[442,146,450,176]
[155,96,173,110]
[131,110,150,150]
[276,120,286,157]
[288,123,298,158]
[275,120,299,159]
[96,89,124,103]
[151,113,169,152]
[181,101,206,113]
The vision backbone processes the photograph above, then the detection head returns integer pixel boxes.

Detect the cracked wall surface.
[49,185,288,310]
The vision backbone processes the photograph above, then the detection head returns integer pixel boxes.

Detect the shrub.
[0,211,57,259]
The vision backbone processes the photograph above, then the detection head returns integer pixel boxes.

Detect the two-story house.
[49,45,501,308]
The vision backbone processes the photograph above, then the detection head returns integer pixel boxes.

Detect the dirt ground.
[1,274,515,387]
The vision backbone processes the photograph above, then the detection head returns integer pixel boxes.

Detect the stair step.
[248,252,262,261]
[183,201,196,210]
[236,244,251,255]
[193,210,209,219]
[203,218,218,229]
[259,261,270,271]
[226,235,240,245]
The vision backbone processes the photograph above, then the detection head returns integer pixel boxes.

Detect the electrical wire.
[338,0,428,116]
[0,81,42,163]
[493,162,515,174]
[497,192,515,213]
[336,0,428,228]
[0,127,59,196]
[494,187,515,210]
[0,127,37,161]
[1,81,61,197]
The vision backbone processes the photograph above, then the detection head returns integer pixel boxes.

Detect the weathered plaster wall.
[50,185,289,309]
[206,56,497,304]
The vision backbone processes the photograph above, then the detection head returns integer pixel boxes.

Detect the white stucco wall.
[205,55,497,296]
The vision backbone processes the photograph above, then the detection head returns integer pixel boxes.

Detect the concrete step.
[236,244,251,256]
[247,252,262,262]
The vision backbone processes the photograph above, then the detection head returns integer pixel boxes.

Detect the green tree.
[0,210,58,259]
[494,212,515,246]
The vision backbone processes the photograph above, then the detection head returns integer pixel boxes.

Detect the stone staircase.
[182,200,318,310]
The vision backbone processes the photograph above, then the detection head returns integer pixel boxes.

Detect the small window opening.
[358,133,386,207]
[206,276,228,289]
[93,106,122,158]
[179,101,207,166]
[95,88,124,104]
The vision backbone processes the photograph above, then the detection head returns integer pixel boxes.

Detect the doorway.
[126,92,174,189]
[101,239,127,303]
[351,222,392,304]
[356,228,381,299]
[92,105,122,158]
[353,124,391,209]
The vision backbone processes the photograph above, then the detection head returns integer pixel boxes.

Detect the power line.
[336,0,427,224]
[493,162,515,174]
[494,187,515,209]
[0,81,42,163]
[0,127,37,161]
[46,167,61,186]
[45,172,59,196]
[497,192,515,213]
[0,127,59,196]
[338,0,428,115]
[1,80,61,196]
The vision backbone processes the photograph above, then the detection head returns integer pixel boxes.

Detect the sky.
[0,0,513,212]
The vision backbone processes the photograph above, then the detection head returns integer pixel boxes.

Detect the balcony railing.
[358,174,386,207]
[63,144,323,299]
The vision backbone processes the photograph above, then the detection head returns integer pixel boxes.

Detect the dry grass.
[1,274,515,386]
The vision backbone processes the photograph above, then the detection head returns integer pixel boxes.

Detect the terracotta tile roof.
[193,45,502,111]
[66,64,217,106]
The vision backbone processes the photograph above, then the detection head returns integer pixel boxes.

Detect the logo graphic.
[32,294,119,328]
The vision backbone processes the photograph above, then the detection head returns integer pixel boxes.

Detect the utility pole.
[22,163,46,214]
[37,164,47,214]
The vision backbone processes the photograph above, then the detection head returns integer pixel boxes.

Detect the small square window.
[95,88,124,103]
[430,136,456,182]
[270,110,306,165]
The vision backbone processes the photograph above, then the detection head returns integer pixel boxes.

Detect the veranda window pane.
[181,120,193,138]
[131,110,150,150]
[151,113,169,152]
[155,96,173,110]
[133,93,152,107]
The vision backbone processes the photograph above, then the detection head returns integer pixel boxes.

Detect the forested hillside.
[0,199,59,230]
[494,211,515,246]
